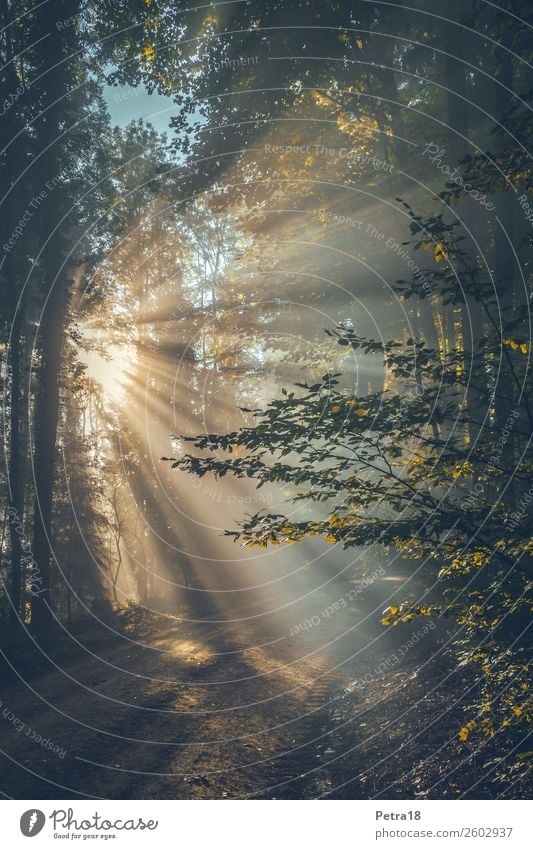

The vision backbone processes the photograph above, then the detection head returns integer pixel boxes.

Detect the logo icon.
[20,810,46,837]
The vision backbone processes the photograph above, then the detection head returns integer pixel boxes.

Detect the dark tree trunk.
[29,0,81,630]
[7,287,24,628]
[368,1,410,174]
[0,0,29,629]
[445,0,484,444]
[492,40,516,507]
[30,284,67,629]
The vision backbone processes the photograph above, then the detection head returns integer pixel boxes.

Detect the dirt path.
[0,555,473,800]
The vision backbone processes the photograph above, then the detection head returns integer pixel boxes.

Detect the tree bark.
[492,36,516,507]
[30,282,68,629]
[30,0,81,629]
[7,299,24,627]
[444,0,484,444]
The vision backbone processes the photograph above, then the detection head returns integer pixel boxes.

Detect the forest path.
[0,557,461,800]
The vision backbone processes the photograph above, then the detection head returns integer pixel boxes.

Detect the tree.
[168,171,533,790]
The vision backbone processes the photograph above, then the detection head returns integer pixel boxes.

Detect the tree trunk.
[0,0,30,629]
[492,39,516,507]
[29,0,81,630]
[30,283,67,629]
[7,292,24,628]
[445,0,484,444]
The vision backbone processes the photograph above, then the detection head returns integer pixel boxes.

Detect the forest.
[0,0,532,801]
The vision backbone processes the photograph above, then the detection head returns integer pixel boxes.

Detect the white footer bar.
[4,799,531,847]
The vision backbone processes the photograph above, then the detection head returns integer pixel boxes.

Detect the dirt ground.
[0,564,500,801]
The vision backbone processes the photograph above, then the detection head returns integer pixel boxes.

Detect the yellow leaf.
[330,405,342,414]
[356,38,363,49]
[513,707,523,717]
[472,551,486,567]
[354,408,369,416]
[329,515,345,528]
[504,339,519,351]
[434,242,448,262]
[141,44,156,61]
[325,533,337,544]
